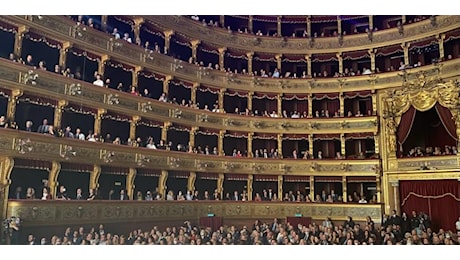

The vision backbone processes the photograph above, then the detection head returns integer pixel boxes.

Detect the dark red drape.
[397,106,417,151]
[400,180,460,231]
[435,103,458,141]
[326,100,340,115]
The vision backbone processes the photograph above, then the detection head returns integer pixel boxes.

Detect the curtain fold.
[397,106,417,150]
[435,103,458,141]
[399,180,460,231]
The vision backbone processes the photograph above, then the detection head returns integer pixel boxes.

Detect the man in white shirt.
[93,74,104,86]
[112,28,120,39]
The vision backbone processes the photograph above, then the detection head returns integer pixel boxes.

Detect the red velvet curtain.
[326,100,340,115]
[397,106,417,152]
[400,180,460,231]
[435,103,458,141]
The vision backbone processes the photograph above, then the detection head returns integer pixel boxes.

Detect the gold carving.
[20,70,38,85]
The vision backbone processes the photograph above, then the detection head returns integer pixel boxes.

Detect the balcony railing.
[0,128,380,176]
[6,200,384,226]
[0,59,379,134]
[145,15,459,54]
[0,16,458,94]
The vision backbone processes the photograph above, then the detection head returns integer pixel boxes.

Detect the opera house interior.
[0,14,460,245]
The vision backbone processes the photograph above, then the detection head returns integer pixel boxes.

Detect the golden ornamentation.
[20,70,38,85]
[100,150,115,163]
[139,102,153,113]
[59,145,76,160]
[104,94,119,105]
[13,138,33,154]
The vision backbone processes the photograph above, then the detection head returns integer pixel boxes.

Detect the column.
[89,165,101,191]
[163,75,172,95]
[277,16,282,36]
[275,54,282,71]
[161,121,171,141]
[189,126,198,148]
[6,89,23,122]
[217,173,224,198]
[247,91,253,111]
[164,30,174,54]
[340,133,346,157]
[191,83,198,105]
[132,17,144,42]
[336,52,343,75]
[437,34,445,60]
[306,16,311,37]
[342,176,347,202]
[308,134,314,157]
[277,133,283,158]
[277,175,283,201]
[374,133,380,155]
[158,170,168,199]
[218,130,225,156]
[307,94,313,118]
[402,42,410,65]
[337,16,342,35]
[247,132,253,157]
[48,161,61,199]
[339,92,344,117]
[58,42,72,69]
[368,15,374,30]
[54,100,68,130]
[98,54,109,76]
[94,108,106,137]
[246,52,254,74]
[371,91,377,115]
[218,47,227,70]
[0,157,14,242]
[376,176,381,203]
[129,115,140,140]
[248,15,254,33]
[309,176,315,201]
[126,168,137,200]
[305,54,312,77]
[13,25,28,58]
[101,15,108,33]
[368,49,376,72]
[187,172,196,192]
[390,180,401,214]
[132,66,142,88]
[247,174,253,201]
[218,88,226,112]
[277,94,282,117]
[219,15,225,28]
[190,40,200,63]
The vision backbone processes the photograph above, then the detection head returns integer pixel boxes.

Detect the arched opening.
[398,104,457,157]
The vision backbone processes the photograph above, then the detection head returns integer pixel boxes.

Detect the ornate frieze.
[6,200,384,226]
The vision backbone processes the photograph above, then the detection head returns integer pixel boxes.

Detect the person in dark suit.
[56,185,70,200]
[37,119,49,134]
[119,189,129,200]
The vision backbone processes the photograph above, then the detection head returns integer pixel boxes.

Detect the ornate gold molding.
[143,15,460,54]
[0,128,380,176]
[2,15,460,95]
[6,200,384,226]
[0,60,380,135]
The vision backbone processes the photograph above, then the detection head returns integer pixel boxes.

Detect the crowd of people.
[62,15,451,81]
[15,211,460,245]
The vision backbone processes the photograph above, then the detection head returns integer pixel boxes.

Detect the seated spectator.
[93,74,104,86]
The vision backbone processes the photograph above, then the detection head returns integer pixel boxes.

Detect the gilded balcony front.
[0,16,459,95]
[0,60,380,134]
[0,129,379,176]
[144,15,460,54]
[7,200,384,227]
